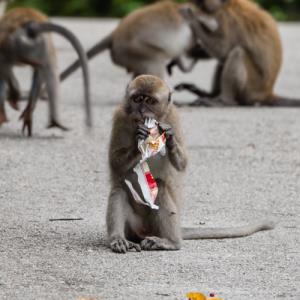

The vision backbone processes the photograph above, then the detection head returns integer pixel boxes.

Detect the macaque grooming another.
[59,1,218,81]
[175,0,300,107]
[0,8,91,136]
[106,75,274,253]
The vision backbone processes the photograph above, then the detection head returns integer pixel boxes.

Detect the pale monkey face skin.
[124,75,171,123]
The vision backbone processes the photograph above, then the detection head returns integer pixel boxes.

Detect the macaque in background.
[0,7,91,136]
[175,0,300,107]
[59,1,217,81]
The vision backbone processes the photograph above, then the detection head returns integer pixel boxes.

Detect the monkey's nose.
[139,107,147,116]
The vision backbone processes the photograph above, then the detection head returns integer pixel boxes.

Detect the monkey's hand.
[136,123,150,142]
[159,123,187,172]
[158,122,174,149]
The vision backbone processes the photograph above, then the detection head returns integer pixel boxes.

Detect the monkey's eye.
[146,97,158,105]
[132,95,143,103]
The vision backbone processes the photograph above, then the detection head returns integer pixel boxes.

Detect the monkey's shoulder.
[3,7,48,24]
[0,8,48,43]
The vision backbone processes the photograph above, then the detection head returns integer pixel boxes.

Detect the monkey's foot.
[22,118,33,137]
[19,109,33,137]
[47,120,69,132]
[110,237,141,254]
[8,99,19,111]
[141,237,180,251]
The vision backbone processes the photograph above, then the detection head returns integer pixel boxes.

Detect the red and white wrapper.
[125,118,166,210]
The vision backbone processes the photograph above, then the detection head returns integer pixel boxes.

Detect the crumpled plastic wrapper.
[125,118,166,210]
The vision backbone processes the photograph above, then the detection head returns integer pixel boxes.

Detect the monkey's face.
[194,0,227,13]
[125,75,171,123]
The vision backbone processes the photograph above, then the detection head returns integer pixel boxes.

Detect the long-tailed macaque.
[59,1,218,81]
[106,75,274,253]
[175,0,300,107]
[0,8,91,136]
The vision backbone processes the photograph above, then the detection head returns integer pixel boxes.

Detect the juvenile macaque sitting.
[106,75,274,253]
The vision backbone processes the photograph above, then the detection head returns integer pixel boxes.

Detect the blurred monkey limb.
[175,0,300,107]
[0,0,11,16]
[0,8,91,136]
[106,75,274,254]
[60,1,217,81]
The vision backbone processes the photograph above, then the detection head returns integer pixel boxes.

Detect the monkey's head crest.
[125,75,172,122]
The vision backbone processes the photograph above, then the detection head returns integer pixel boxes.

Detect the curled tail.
[182,220,275,240]
[25,21,92,127]
[60,34,112,81]
[266,95,300,107]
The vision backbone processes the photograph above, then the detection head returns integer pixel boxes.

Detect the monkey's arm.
[110,145,140,175]
[109,114,141,175]
[167,56,197,76]
[168,137,188,172]
[7,70,21,110]
[159,123,187,172]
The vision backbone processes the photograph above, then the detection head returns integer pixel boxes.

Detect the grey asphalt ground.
[0,19,299,300]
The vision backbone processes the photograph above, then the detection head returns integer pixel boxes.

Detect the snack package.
[125,118,166,210]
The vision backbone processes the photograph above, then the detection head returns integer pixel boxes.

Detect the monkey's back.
[224,0,282,89]
[0,8,48,45]
[112,1,193,58]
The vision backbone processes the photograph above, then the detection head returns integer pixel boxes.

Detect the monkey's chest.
[125,153,168,191]
[146,153,168,179]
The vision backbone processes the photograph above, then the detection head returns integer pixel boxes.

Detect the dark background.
[9,0,300,20]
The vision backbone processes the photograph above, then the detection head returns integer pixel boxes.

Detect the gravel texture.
[0,19,299,300]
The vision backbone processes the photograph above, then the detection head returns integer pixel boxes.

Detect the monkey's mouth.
[132,112,155,123]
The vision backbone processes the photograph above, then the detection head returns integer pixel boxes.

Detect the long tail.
[25,21,92,127]
[182,220,275,240]
[267,95,300,107]
[60,34,112,81]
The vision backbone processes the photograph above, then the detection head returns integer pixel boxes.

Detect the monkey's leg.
[107,187,142,253]
[7,70,21,111]
[19,69,42,136]
[174,63,224,107]
[182,48,247,107]
[41,62,68,131]
[141,184,182,251]
[201,47,249,107]
[0,79,8,125]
